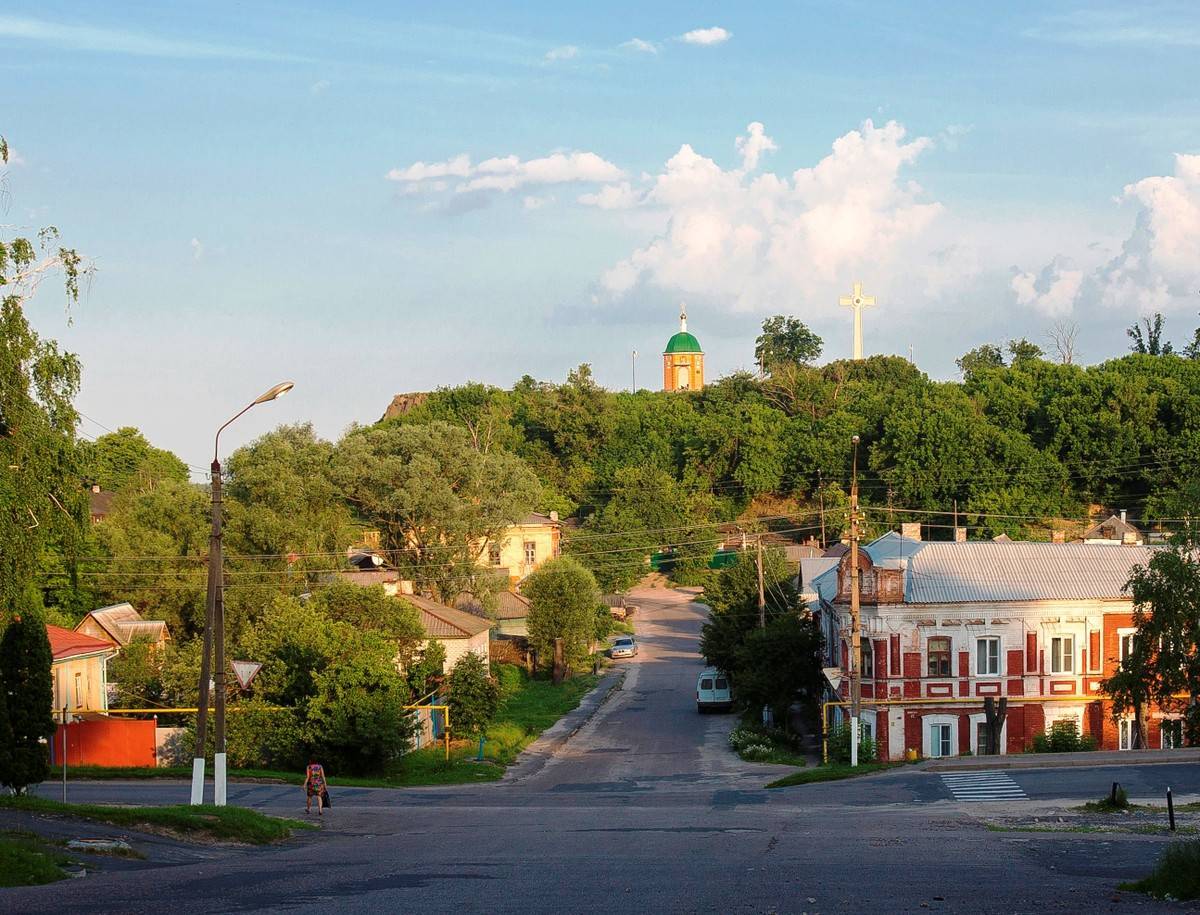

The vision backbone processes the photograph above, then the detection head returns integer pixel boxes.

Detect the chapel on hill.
[663,304,704,392]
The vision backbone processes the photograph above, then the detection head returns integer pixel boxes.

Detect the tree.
[700,549,799,678]
[1182,315,1200,360]
[755,315,823,373]
[956,344,1004,380]
[1006,338,1044,365]
[446,651,500,738]
[108,637,167,708]
[732,614,824,726]
[1103,525,1200,747]
[0,610,57,792]
[1047,319,1079,365]
[78,427,189,493]
[331,421,541,601]
[524,557,601,671]
[1128,313,1173,355]
[1,134,88,627]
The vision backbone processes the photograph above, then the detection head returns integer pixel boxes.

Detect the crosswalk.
[940,770,1028,801]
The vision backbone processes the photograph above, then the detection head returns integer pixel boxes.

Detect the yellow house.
[47,625,114,714]
[478,512,562,584]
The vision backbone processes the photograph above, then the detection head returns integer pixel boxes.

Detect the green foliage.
[699,549,799,678]
[826,724,878,764]
[1103,524,1200,746]
[1128,313,1173,355]
[0,611,56,792]
[1030,720,1098,753]
[1123,839,1200,901]
[331,420,541,601]
[446,651,500,738]
[755,315,823,371]
[524,556,602,670]
[729,724,807,765]
[956,343,1005,379]
[406,639,446,698]
[0,832,69,887]
[78,427,188,493]
[107,637,165,708]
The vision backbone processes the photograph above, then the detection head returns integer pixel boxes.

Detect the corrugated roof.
[454,590,530,621]
[1081,514,1142,541]
[47,624,114,662]
[799,557,839,591]
[404,595,494,638]
[903,542,1158,603]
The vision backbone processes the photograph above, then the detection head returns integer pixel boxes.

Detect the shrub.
[0,612,56,793]
[447,652,500,738]
[1124,839,1200,900]
[1031,720,1097,753]
[826,724,877,764]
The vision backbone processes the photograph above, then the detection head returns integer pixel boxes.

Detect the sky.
[5,1,1200,471]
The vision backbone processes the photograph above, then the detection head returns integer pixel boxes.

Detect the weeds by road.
[1121,840,1200,901]
[0,830,71,887]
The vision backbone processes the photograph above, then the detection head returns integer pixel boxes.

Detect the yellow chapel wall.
[662,353,704,391]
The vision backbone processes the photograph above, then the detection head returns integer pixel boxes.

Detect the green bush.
[1031,720,1098,753]
[0,611,56,793]
[1124,839,1200,900]
[826,724,877,764]
[447,652,500,738]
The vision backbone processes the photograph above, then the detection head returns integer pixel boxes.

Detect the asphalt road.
[6,588,1193,914]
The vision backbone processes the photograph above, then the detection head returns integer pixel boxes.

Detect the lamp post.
[849,434,862,767]
[190,381,294,807]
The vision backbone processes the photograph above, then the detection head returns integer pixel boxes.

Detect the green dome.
[664,331,702,354]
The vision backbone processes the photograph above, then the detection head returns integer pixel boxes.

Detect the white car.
[696,667,733,712]
[609,636,638,659]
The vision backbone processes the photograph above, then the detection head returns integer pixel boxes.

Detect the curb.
[502,668,628,785]
[923,748,1200,773]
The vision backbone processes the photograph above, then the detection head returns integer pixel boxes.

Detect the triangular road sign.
[231,660,263,690]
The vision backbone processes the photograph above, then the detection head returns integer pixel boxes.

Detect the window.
[976,637,1000,676]
[976,726,990,757]
[931,723,952,758]
[927,637,951,677]
[1119,717,1135,751]
[487,543,502,567]
[1051,636,1075,673]
[700,678,713,691]
[73,672,83,709]
[1119,631,1136,666]
[715,677,729,691]
[1162,719,1183,749]
[860,640,874,679]
[523,541,536,565]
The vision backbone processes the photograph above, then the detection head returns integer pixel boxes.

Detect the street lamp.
[190,381,294,807]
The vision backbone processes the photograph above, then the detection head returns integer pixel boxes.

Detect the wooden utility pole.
[849,435,862,766]
[817,469,826,547]
[756,536,766,629]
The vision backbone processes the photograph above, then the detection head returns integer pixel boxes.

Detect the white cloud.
[621,38,658,53]
[387,150,624,195]
[735,121,777,172]
[545,45,579,61]
[310,79,330,95]
[190,238,204,261]
[1011,257,1083,316]
[0,14,306,61]
[679,27,731,46]
[1016,153,1200,316]
[598,120,942,313]
[579,182,640,210]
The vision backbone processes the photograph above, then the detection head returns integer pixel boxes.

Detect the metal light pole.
[190,381,294,807]
[631,349,638,392]
[849,434,862,767]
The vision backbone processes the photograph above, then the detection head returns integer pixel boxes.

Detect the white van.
[696,667,733,713]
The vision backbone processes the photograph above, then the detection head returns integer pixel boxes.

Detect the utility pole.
[849,434,862,767]
[817,469,826,547]
[631,349,638,392]
[756,535,766,629]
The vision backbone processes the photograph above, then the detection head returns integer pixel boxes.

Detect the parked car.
[696,667,733,713]
[609,636,638,659]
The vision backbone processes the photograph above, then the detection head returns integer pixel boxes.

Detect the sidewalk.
[924,746,1200,772]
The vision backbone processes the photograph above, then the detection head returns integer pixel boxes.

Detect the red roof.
[46,624,113,662]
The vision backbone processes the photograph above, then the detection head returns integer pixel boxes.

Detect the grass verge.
[1121,839,1200,900]
[766,761,898,788]
[0,796,311,844]
[0,831,70,887]
[728,723,809,766]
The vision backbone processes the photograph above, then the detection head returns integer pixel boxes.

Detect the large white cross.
[839,281,876,360]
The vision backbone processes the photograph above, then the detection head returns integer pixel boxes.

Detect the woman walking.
[303,757,328,816]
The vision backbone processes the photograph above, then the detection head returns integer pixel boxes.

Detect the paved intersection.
[5,588,1190,913]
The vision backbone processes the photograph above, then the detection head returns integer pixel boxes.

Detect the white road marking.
[940,770,1028,801]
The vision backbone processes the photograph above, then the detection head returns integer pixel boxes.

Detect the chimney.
[398,580,415,595]
[901,522,922,541]
[91,484,101,493]
[1051,530,1065,543]
[1120,509,1127,524]
[549,510,559,522]
[954,527,967,543]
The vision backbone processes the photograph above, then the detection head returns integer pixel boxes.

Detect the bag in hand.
[321,788,331,809]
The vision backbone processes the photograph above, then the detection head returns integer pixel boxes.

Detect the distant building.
[663,304,704,392]
[455,590,532,638]
[1081,512,1143,545]
[74,603,171,651]
[88,485,114,524]
[48,625,114,714]
[477,512,562,584]
[809,534,1182,760]
[404,595,493,672]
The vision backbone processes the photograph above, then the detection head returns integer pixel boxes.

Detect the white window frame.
[923,714,958,759]
[523,541,537,565]
[975,636,1001,677]
[1118,716,1135,751]
[969,712,1008,756]
[1050,635,1075,674]
[860,639,874,679]
[1118,627,1136,667]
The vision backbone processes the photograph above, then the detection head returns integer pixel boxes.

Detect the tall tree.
[524,556,601,671]
[956,343,1005,380]
[755,315,823,373]
[331,421,541,601]
[0,611,56,792]
[1103,525,1200,747]
[78,426,189,493]
[1181,314,1200,360]
[1006,338,1044,365]
[1,133,88,626]
[1128,313,1173,355]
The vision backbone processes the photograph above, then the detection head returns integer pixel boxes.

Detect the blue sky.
[6,2,1200,467]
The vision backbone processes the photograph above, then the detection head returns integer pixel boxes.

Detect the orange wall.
[50,718,157,767]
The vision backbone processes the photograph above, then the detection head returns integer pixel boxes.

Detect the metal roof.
[903,542,1158,604]
[404,595,494,638]
[48,624,114,662]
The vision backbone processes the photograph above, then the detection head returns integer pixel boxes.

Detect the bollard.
[1110,781,1119,806]
[1167,787,1176,832]
[477,736,485,762]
